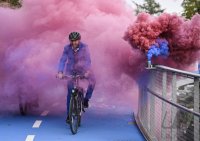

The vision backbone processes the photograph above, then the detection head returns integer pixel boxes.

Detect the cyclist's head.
[69,32,81,41]
[69,32,81,48]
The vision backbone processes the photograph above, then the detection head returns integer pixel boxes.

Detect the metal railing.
[135,65,200,141]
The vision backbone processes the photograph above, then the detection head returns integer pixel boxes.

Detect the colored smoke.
[0,0,141,114]
[124,12,200,67]
[147,39,169,61]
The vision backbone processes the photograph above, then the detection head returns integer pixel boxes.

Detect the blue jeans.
[66,72,96,116]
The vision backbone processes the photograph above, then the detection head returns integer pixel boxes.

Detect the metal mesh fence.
[136,65,200,141]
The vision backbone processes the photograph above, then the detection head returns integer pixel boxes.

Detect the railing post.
[150,72,155,138]
[171,73,177,141]
[140,83,147,129]
[143,84,148,131]
[150,90,156,139]
[194,77,200,141]
[138,84,142,119]
[138,83,144,121]
[161,71,167,141]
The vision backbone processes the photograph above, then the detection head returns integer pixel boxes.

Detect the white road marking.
[41,110,49,116]
[32,120,42,128]
[25,135,35,141]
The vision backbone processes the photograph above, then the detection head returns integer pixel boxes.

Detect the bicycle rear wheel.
[69,96,79,134]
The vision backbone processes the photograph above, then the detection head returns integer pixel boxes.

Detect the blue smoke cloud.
[147,39,169,61]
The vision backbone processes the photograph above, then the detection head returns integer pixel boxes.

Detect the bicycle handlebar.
[56,73,86,80]
[63,75,85,79]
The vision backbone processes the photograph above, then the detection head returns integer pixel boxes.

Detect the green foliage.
[0,0,22,7]
[132,0,165,15]
[182,0,200,19]
[10,0,21,6]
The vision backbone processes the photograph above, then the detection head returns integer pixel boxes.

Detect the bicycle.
[62,74,86,134]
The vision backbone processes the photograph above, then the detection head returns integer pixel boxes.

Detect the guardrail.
[136,65,200,141]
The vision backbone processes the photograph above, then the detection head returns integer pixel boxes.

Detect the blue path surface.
[0,103,145,141]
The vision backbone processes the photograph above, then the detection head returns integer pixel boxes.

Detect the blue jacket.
[58,42,91,75]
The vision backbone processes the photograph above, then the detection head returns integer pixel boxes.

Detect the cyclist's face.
[70,40,80,49]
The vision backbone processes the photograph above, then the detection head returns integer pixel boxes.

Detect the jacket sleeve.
[84,45,91,71]
[58,46,68,73]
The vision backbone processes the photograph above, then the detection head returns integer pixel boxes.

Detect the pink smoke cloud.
[124,12,200,67]
[0,0,141,114]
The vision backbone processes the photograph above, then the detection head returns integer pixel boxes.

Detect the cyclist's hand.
[84,71,90,78]
[56,72,63,79]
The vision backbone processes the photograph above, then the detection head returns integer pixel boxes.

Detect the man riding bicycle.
[57,32,96,123]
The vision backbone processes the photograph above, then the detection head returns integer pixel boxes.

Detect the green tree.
[0,0,21,7]
[132,0,165,15]
[10,0,21,6]
[182,0,200,19]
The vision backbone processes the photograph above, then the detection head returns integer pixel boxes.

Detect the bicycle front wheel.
[77,92,84,127]
[69,96,79,134]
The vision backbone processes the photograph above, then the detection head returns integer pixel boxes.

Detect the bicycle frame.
[62,74,85,134]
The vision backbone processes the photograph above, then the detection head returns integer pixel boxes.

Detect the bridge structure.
[136,65,200,141]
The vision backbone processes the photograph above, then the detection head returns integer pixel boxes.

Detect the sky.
[126,0,183,14]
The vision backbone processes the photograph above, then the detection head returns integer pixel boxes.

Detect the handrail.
[156,65,200,78]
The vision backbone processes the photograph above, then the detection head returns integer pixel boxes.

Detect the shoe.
[66,116,70,124]
[84,98,89,108]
